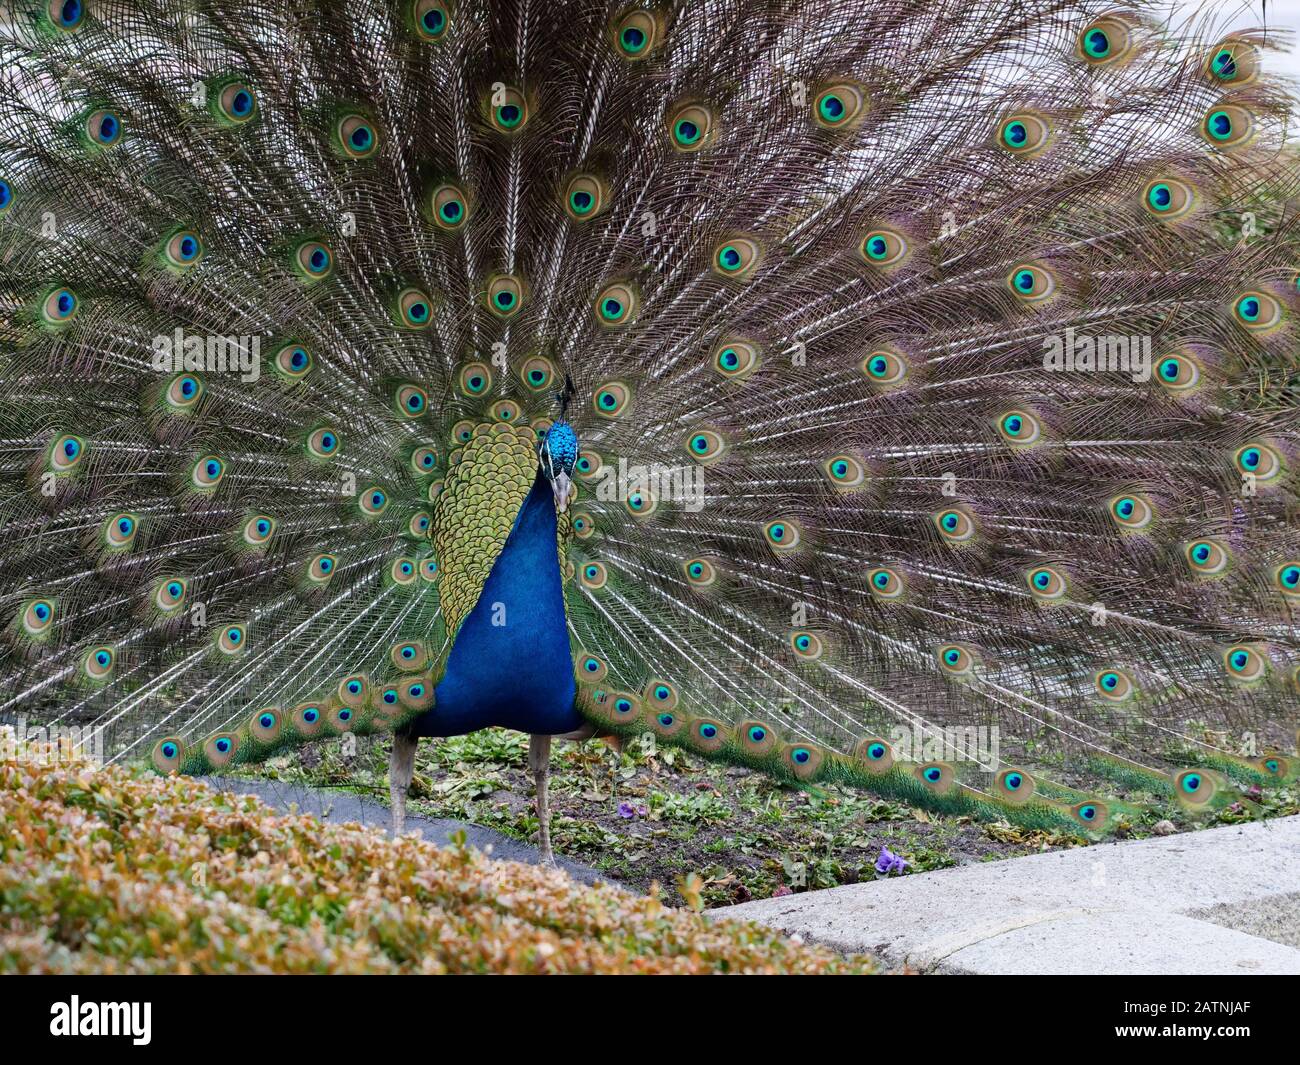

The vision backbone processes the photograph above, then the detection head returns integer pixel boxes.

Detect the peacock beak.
[551,471,573,513]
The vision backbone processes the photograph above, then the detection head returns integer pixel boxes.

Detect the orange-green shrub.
[0,743,872,974]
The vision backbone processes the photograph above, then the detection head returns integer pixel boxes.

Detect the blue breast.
[407,471,581,738]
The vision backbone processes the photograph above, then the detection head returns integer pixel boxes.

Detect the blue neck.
[409,471,581,738]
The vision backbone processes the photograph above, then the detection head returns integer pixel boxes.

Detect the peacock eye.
[684,429,727,465]
[1077,16,1133,65]
[592,380,633,418]
[997,112,1051,155]
[1007,263,1055,302]
[216,81,258,123]
[397,287,433,328]
[1205,38,1259,85]
[164,229,204,269]
[1094,669,1134,701]
[1154,351,1201,391]
[0,177,12,215]
[307,426,340,459]
[22,598,56,635]
[1184,538,1230,575]
[49,433,86,473]
[155,578,187,611]
[813,82,867,127]
[519,355,555,392]
[166,373,205,410]
[594,282,637,326]
[1234,441,1282,482]
[1108,493,1154,531]
[1143,178,1195,220]
[85,108,123,146]
[337,113,379,158]
[861,348,908,386]
[274,343,313,379]
[859,228,908,268]
[823,453,867,491]
[563,173,608,220]
[308,553,337,584]
[1276,562,1300,597]
[579,561,608,590]
[105,512,139,548]
[1232,290,1282,331]
[42,287,79,325]
[612,9,659,58]
[243,514,275,545]
[429,181,469,229]
[217,624,247,654]
[359,485,389,517]
[411,445,439,473]
[412,0,451,41]
[712,237,761,280]
[933,506,976,543]
[191,454,225,489]
[668,102,714,151]
[683,557,716,587]
[85,645,115,678]
[486,274,525,317]
[1224,644,1267,682]
[997,409,1042,446]
[47,0,87,31]
[490,87,528,132]
[762,519,802,552]
[1026,566,1068,600]
[396,384,429,417]
[868,566,905,600]
[711,338,760,381]
[789,631,823,659]
[295,240,334,280]
[1202,105,1255,149]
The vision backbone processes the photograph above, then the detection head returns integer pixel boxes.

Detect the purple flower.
[875,845,909,876]
[617,801,636,819]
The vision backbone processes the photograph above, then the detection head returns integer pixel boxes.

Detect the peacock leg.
[389,732,419,836]
[529,733,556,865]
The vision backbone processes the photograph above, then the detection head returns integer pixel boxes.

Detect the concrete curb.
[711,815,1300,974]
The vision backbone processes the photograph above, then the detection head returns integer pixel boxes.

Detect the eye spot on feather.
[1275,562,1300,597]
[274,343,313,379]
[712,237,761,280]
[915,762,955,794]
[1205,38,1259,85]
[1173,768,1216,805]
[166,373,204,410]
[358,485,389,517]
[1108,493,1154,531]
[1234,441,1282,482]
[579,561,608,590]
[306,426,340,460]
[576,654,608,683]
[683,557,717,587]
[152,738,184,773]
[46,0,87,32]
[1184,538,1230,576]
[867,566,905,600]
[21,598,55,636]
[789,630,823,660]
[48,433,86,473]
[84,645,115,680]
[307,553,337,585]
[563,173,608,220]
[154,578,188,612]
[813,82,867,127]
[486,274,525,317]
[823,453,868,491]
[1142,178,1194,220]
[1077,16,1133,66]
[1224,644,1268,683]
[490,87,528,133]
[997,112,1050,155]
[216,80,258,124]
[163,229,204,269]
[294,239,333,281]
[996,409,1042,446]
[860,348,908,388]
[594,282,637,326]
[684,428,727,465]
[612,10,660,58]
[667,102,714,151]
[412,0,451,41]
[1007,263,1055,302]
[933,506,976,544]
[429,182,469,229]
[762,519,801,552]
[1231,290,1282,332]
[592,381,633,418]
[858,228,908,268]
[397,287,433,329]
[191,454,225,490]
[242,514,275,547]
[711,338,760,381]
[1154,351,1201,392]
[105,512,139,549]
[0,177,13,215]
[396,384,429,418]
[85,108,124,147]
[217,624,247,655]
[41,287,79,326]
[936,643,977,676]
[1094,669,1135,701]
[1201,104,1255,149]
[1025,565,1067,601]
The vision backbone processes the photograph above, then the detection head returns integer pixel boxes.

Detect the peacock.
[2,0,1298,869]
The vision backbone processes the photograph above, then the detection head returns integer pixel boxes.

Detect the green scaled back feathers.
[0,1,1298,842]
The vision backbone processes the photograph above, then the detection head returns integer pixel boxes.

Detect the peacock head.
[540,420,579,513]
